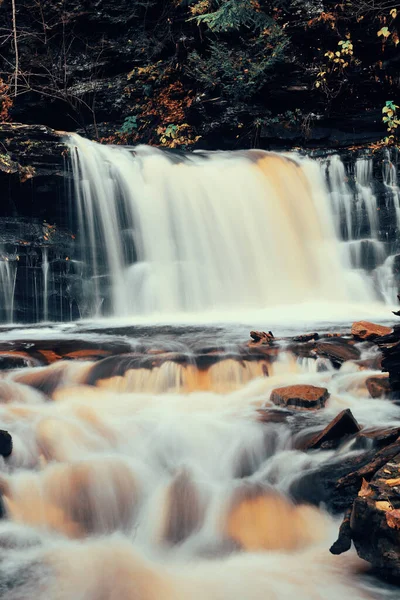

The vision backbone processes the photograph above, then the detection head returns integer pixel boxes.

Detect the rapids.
[0,325,399,599]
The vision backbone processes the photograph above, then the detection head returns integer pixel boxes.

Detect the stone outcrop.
[351,454,400,578]
[270,384,329,411]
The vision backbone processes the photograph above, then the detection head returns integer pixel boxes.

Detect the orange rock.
[270,384,329,410]
[351,321,392,341]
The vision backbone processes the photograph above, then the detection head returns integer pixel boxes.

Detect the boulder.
[304,409,360,450]
[356,427,400,450]
[351,453,400,577]
[0,430,12,457]
[270,384,329,411]
[366,374,391,399]
[314,339,360,367]
[351,321,392,341]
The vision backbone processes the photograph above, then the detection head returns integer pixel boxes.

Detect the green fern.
[189,0,270,33]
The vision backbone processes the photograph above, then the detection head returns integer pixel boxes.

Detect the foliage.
[118,116,138,135]
[157,123,201,148]
[1,0,399,148]
[0,78,12,121]
[190,0,271,32]
[382,100,400,143]
[315,37,355,94]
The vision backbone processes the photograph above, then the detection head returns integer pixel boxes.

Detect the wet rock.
[0,430,12,457]
[366,374,391,399]
[13,365,66,397]
[304,409,360,451]
[378,325,400,399]
[292,332,319,343]
[356,427,400,450]
[330,507,352,555]
[256,408,293,424]
[351,453,400,577]
[314,339,360,367]
[351,321,393,341]
[249,331,274,345]
[290,436,400,513]
[270,384,329,411]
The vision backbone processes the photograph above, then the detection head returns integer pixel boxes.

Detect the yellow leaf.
[385,477,400,486]
[378,27,391,38]
[390,8,397,19]
[376,501,393,511]
[358,478,373,497]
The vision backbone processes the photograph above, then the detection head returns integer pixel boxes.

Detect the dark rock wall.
[0,0,398,148]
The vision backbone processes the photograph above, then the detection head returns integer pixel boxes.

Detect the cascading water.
[0,326,399,600]
[68,136,387,321]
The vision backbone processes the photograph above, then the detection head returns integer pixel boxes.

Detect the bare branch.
[11,0,19,96]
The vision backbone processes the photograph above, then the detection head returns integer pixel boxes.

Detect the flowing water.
[0,323,398,599]
[0,140,400,598]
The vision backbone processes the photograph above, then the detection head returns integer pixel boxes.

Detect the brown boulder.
[366,374,391,399]
[304,409,360,450]
[270,384,329,411]
[351,321,392,341]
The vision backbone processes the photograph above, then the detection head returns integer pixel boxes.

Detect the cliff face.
[0,0,398,149]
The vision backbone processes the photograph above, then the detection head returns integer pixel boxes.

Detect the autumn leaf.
[358,478,373,498]
[378,27,391,38]
[386,509,400,529]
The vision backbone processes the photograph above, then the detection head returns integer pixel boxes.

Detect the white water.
[0,336,398,599]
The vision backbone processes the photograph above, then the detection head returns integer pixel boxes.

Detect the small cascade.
[323,150,400,302]
[383,148,400,229]
[0,257,17,323]
[354,157,379,238]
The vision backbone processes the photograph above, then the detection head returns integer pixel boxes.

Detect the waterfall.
[68,136,384,320]
[0,139,398,323]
